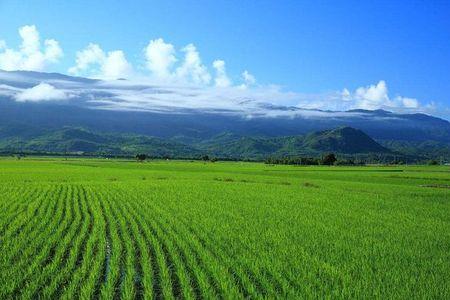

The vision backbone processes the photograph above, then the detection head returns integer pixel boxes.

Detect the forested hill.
[3,125,446,162]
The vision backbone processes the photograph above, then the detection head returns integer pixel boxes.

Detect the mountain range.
[0,70,449,161]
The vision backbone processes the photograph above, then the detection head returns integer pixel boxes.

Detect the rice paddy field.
[0,158,449,299]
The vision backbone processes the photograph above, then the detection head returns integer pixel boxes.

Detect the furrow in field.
[114,187,202,300]
[130,219,146,300]
[59,184,106,300]
[90,191,110,300]
[61,185,106,299]
[6,184,74,298]
[112,184,241,299]
[104,191,138,299]
[98,190,126,300]
[23,184,86,299]
[11,185,63,250]
[43,185,95,299]
[119,204,154,300]
[198,223,284,297]
[107,197,130,300]
[0,185,67,298]
[133,204,210,299]
[122,191,225,299]
[184,222,260,297]
[113,198,146,300]
[0,186,43,252]
[136,192,250,298]
[152,206,260,298]
[0,185,34,214]
[2,187,54,255]
[0,186,32,235]
[135,220,166,300]
[124,200,197,299]
[108,183,248,299]
[0,186,44,243]
[156,194,294,298]
[110,190,174,300]
[104,185,192,300]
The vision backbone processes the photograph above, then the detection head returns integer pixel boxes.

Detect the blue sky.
[0,1,449,117]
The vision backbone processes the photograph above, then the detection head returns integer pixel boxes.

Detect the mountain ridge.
[1,70,450,159]
[0,126,399,159]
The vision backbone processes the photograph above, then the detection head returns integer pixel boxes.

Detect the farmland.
[0,158,449,299]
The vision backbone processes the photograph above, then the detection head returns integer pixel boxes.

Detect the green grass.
[0,158,449,299]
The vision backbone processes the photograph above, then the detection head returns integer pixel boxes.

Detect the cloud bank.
[0,25,438,115]
[1,70,438,119]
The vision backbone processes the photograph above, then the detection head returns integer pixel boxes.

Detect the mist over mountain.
[1,70,449,160]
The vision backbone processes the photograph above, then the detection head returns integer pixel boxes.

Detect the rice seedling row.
[0,159,449,299]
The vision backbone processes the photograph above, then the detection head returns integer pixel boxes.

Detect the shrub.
[135,153,147,161]
[322,153,337,165]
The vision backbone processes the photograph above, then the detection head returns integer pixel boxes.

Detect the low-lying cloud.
[15,82,70,102]
[0,70,437,118]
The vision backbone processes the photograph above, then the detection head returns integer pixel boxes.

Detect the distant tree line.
[265,154,338,165]
[2,150,445,165]
[264,154,370,166]
[263,153,446,166]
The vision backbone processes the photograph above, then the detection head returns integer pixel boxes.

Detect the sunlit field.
[0,158,449,299]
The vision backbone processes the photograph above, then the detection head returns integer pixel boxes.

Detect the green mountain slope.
[3,125,446,162]
[200,127,390,158]
[303,127,390,154]
[0,127,200,157]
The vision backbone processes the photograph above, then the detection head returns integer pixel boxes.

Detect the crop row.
[0,183,302,299]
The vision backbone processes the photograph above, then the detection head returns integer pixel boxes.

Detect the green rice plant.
[0,158,448,299]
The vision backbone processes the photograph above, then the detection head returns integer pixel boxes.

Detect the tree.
[322,153,337,165]
[201,155,210,161]
[136,154,147,162]
[428,159,439,165]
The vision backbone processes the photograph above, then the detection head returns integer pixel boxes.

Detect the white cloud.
[242,70,256,85]
[239,70,256,89]
[101,50,132,79]
[0,84,21,97]
[341,88,351,101]
[212,60,231,87]
[2,26,434,116]
[87,79,304,116]
[15,83,69,102]
[68,43,104,75]
[398,96,419,108]
[70,37,256,90]
[0,25,63,71]
[354,80,391,109]
[44,39,64,62]
[1,71,440,118]
[68,43,133,79]
[334,80,423,111]
[175,44,211,85]
[19,25,40,55]
[144,38,177,79]
[290,80,429,114]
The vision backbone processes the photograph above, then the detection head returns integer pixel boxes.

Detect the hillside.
[1,71,450,145]
[303,127,389,154]
[0,127,200,158]
[1,124,447,162]
[200,127,390,158]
